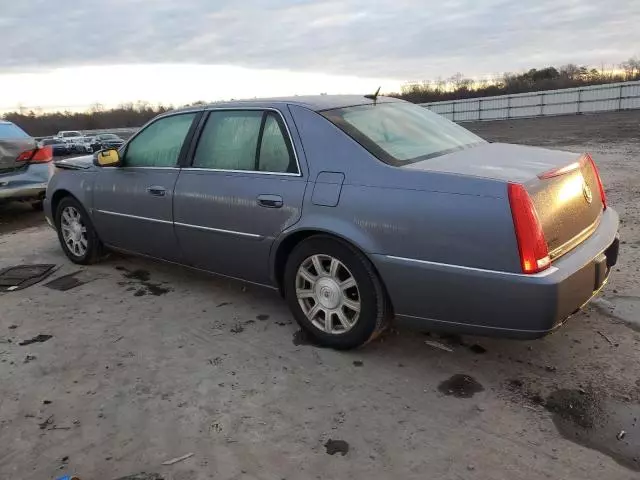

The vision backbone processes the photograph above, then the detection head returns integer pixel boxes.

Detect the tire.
[55,196,103,265]
[284,235,390,349]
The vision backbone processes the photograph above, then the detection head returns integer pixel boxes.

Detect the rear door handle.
[146,186,166,197]
[257,194,283,208]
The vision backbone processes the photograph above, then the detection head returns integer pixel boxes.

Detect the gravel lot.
[1,111,639,480]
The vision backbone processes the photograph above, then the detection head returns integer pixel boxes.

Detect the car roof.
[172,95,404,114]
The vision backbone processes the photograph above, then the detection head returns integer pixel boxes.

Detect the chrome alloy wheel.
[295,254,361,334]
[60,206,88,257]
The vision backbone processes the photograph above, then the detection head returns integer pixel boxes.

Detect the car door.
[92,111,199,261]
[173,108,307,285]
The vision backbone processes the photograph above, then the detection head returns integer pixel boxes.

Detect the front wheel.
[284,236,390,349]
[55,196,103,264]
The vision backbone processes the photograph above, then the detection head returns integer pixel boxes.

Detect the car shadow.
[0,202,47,235]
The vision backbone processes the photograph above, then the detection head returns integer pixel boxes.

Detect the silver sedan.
[44,96,619,349]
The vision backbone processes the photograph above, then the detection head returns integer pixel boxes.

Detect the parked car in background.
[71,137,95,154]
[44,96,619,349]
[90,133,125,152]
[1,120,52,210]
[55,131,84,144]
[40,137,73,157]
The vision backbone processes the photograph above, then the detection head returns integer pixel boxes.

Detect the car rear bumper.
[371,207,620,338]
[0,163,50,202]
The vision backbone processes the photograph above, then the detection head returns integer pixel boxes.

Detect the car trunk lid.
[0,137,37,174]
[405,142,605,260]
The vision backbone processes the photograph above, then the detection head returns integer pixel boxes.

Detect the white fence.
[421,80,640,122]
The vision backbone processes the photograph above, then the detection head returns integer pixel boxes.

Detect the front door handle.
[146,186,166,197]
[257,194,283,208]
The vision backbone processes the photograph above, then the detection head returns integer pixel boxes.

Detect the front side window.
[124,113,196,168]
[193,110,297,174]
[321,102,485,166]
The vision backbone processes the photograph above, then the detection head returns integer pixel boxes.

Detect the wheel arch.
[50,189,79,218]
[270,222,390,309]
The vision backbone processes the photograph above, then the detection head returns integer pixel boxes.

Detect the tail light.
[585,153,607,210]
[16,145,53,164]
[508,183,551,274]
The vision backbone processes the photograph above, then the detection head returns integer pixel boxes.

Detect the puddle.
[469,344,487,354]
[118,267,171,296]
[292,329,321,347]
[18,334,53,346]
[546,389,640,471]
[438,374,484,398]
[324,439,349,456]
[123,269,151,282]
[256,314,269,321]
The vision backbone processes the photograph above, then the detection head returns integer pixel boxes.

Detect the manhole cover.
[0,264,56,292]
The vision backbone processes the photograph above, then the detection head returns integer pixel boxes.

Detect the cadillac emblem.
[583,182,593,204]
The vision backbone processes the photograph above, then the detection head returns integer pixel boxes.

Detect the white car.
[55,130,84,145]
[71,137,95,154]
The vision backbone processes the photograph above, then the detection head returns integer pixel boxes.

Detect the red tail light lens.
[585,154,607,210]
[508,183,550,274]
[16,145,53,163]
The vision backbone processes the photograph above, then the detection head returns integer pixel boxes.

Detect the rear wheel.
[284,236,390,349]
[55,196,103,264]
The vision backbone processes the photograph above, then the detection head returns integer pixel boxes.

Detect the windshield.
[321,102,485,166]
[0,122,29,139]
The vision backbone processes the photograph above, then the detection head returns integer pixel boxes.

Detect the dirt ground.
[1,111,639,480]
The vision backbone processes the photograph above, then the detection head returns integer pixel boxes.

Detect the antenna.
[364,86,381,103]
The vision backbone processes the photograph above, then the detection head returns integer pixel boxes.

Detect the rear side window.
[124,113,196,168]
[322,102,485,166]
[0,123,29,139]
[193,110,297,174]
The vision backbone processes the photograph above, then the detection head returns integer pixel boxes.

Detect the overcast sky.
[0,0,638,108]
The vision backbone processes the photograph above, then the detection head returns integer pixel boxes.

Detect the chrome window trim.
[120,167,181,171]
[95,209,172,225]
[385,255,559,278]
[174,222,262,239]
[180,167,300,177]
[189,107,303,177]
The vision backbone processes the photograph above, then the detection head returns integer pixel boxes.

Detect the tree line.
[2,58,639,136]
[2,102,175,138]
[395,57,640,104]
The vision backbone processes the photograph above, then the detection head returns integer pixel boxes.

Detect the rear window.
[321,102,485,166]
[0,123,29,139]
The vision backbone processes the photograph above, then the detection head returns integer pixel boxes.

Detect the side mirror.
[95,148,121,167]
